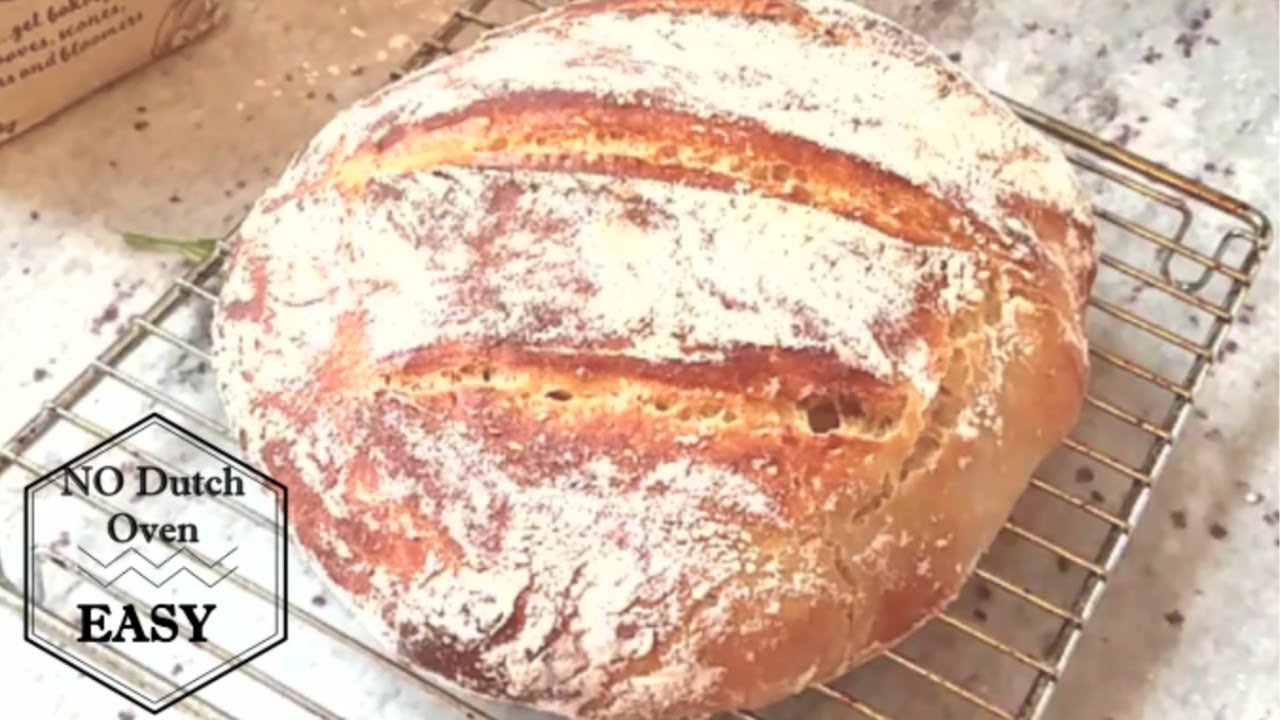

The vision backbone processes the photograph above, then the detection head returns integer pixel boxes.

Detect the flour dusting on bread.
[212,1,1095,717]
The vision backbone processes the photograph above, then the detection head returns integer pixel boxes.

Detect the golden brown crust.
[212,0,1095,717]
[343,92,1001,251]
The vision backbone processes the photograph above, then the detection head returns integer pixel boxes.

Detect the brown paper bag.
[0,0,222,145]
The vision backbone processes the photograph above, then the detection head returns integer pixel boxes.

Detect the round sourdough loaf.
[212,0,1096,717]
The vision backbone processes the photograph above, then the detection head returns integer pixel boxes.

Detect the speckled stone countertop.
[1,1,1276,719]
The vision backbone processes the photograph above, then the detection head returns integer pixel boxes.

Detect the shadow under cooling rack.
[0,1,1272,719]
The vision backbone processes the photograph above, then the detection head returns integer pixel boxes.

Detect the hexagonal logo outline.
[22,412,288,714]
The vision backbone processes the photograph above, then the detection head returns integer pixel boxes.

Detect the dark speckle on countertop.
[32,367,48,382]
[1171,510,1188,529]
[164,355,211,392]
[1112,123,1140,146]
[1163,609,1185,627]
[89,278,144,335]
[89,304,120,335]
[1215,339,1239,362]
[1208,522,1228,540]
[1088,90,1120,124]
[1175,7,1215,58]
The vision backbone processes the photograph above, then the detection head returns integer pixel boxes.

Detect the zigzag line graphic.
[71,562,239,589]
[77,545,237,570]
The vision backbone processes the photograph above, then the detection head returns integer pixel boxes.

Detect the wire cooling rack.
[0,1,1272,718]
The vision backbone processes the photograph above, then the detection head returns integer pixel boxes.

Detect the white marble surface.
[0,1,1276,719]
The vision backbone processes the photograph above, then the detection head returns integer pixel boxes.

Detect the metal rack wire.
[0,0,1272,718]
